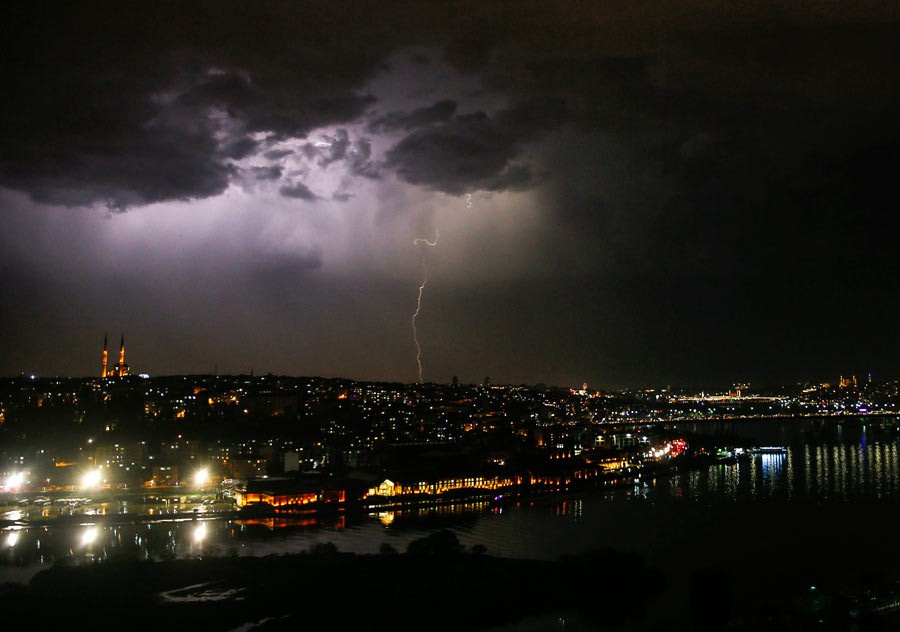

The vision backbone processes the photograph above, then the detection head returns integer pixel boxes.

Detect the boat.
[751,446,788,455]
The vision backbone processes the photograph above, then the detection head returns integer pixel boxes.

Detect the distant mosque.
[101,333,130,378]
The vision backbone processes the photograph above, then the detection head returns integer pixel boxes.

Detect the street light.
[193,468,209,487]
[4,472,25,491]
[81,469,102,489]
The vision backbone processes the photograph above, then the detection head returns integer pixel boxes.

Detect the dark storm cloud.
[3,2,898,212]
[495,98,570,135]
[348,139,380,179]
[324,130,352,165]
[307,130,352,167]
[263,149,295,161]
[298,131,380,180]
[222,138,260,161]
[2,1,900,386]
[367,100,458,133]
[0,2,396,209]
[11,135,236,212]
[0,2,674,209]
[383,105,556,194]
[369,97,565,194]
[279,182,319,201]
[251,166,283,181]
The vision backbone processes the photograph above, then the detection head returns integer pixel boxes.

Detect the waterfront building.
[364,470,519,500]
[234,475,346,508]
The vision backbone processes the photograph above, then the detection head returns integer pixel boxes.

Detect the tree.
[379,542,399,555]
[406,530,463,556]
[309,541,338,555]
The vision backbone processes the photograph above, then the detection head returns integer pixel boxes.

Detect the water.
[4,416,900,629]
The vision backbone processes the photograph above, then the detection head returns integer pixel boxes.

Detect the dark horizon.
[2,2,897,390]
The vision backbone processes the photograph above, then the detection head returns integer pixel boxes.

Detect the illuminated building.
[364,472,519,499]
[234,476,346,508]
[148,464,178,487]
[100,333,108,378]
[102,333,130,377]
[227,457,268,480]
[284,451,300,472]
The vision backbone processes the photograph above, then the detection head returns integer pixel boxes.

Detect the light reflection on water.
[4,418,900,585]
[647,418,900,504]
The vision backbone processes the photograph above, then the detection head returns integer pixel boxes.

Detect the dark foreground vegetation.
[0,531,664,631]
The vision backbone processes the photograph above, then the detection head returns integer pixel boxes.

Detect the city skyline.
[7,333,891,393]
[1,2,898,389]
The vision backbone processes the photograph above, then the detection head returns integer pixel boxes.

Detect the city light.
[4,472,25,491]
[5,532,18,547]
[193,522,207,543]
[193,468,209,487]
[81,469,102,489]
[81,527,97,546]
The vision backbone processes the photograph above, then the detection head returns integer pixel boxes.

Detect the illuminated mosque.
[100,333,130,377]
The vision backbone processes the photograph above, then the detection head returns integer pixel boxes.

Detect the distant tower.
[117,334,128,376]
[109,333,130,377]
[101,333,109,378]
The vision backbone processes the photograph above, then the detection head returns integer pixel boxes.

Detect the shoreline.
[0,460,693,530]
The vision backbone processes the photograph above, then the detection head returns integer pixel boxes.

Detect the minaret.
[116,333,128,375]
[101,333,108,378]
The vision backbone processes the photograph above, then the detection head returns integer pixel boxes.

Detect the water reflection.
[3,418,900,585]
[758,452,784,496]
[80,526,98,546]
[192,521,207,543]
[554,499,583,519]
[668,418,900,503]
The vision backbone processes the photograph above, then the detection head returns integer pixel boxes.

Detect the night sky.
[1,2,898,389]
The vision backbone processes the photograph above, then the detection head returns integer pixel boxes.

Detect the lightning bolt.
[412,228,439,383]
